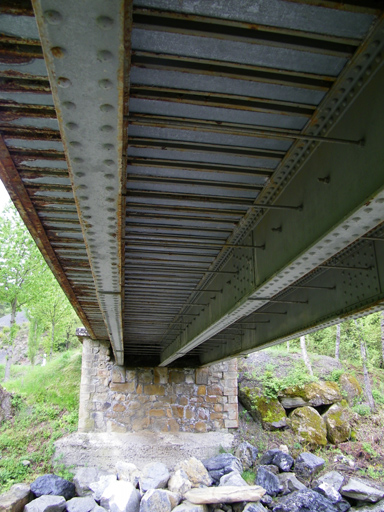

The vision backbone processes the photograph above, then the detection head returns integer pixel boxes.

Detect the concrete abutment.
[78,336,239,433]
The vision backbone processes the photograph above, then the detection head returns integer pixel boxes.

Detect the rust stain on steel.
[0,134,97,338]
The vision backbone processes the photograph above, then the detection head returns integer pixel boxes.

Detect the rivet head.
[51,46,66,58]
[103,143,114,150]
[104,159,115,166]
[69,141,81,148]
[99,79,113,90]
[100,104,114,112]
[62,101,76,110]
[44,10,62,25]
[73,157,83,163]
[96,16,114,30]
[97,50,114,62]
[66,122,78,130]
[75,172,85,177]
[105,173,114,179]
[100,125,114,132]
[57,77,71,88]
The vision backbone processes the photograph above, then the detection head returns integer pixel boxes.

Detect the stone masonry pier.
[78,336,239,433]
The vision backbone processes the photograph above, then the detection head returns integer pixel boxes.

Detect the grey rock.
[341,478,384,503]
[272,452,294,472]
[257,465,279,476]
[0,482,32,511]
[74,467,101,497]
[92,507,107,512]
[175,457,212,488]
[219,471,248,487]
[255,467,280,497]
[272,489,338,512]
[349,499,384,511]
[235,442,258,470]
[65,496,98,512]
[31,475,76,501]
[314,482,350,512]
[115,461,141,487]
[168,469,192,495]
[100,480,141,512]
[140,489,173,512]
[294,452,325,479]
[203,454,243,484]
[172,502,208,512]
[89,475,117,502]
[280,397,308,408]
[243,503,268,512]
[313,471,344,492]
[24,495,66,512]
[259,450,281,466]
[140,462,170,492]
[260,494,273,507]
[278,473,306,495]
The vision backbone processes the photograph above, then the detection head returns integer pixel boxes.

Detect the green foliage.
[0,349,81,492]
[242,470,256,485]
[362,442,378,457]
[372,389,384,405]
[330,369,344,382]
[352,403,371,416]
[257,362,318,400]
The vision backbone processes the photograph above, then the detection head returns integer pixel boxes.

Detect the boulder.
[0,385,15,423]
[259,449,281,465]
[203,454,243,484]
[24,495,66,512]
[255,467,280,497]
[260,494,273,507]
[279,381,342,408]
[172,502,208,512]
[289,407,327,446]
[341,478,384,503]
[235,442,258,470]
[313,471,344,492]
[185,486,265,504]
[89,475,117,502]
[240,387,287,430]
[116,461,141,487]
[271,451,294,472]
[140,462,170,492]
[338,374,362,406]
[322,403,351,444]
[139,489,173,512]
[30,474,76,501]
[74,467,103,497]
[294,452,325,480]
[243,504,268,512]
[66,496,98,512]
[100,480,141,512]
[314,482,351,512]
[349,499,384,511]
[278,473,306,495]
[174,457,212,487]
[168,469,192,495]
[219,471,248,487]
[272,489,338,512]
[257,465,279,476]
[0,483,32,512]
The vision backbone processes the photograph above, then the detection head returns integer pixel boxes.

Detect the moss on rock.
[280,381,342,408]
[322,402,351,444]
[338,374,362,406]
[239,386,287,430]
[288,406,327,446]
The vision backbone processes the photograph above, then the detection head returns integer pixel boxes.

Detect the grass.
[0,349,82,492]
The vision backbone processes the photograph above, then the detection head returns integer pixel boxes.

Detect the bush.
[352,403,371,416]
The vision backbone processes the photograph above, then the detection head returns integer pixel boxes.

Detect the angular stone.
[140,462,170,492]
[348,499,384,511]
[258,464,279,475]
[168,470,192,495]
[89,475,117,502]
[173,501,208,512]
[322,403,351,444]
[74,467,101,497]
[272,489,338,512]
[295,452,325,480]
[279,381,342,408]
[338,374,362,406]
[260,494,273,507]
[203,453,243,484]
[239,387,287,430]
[314,471,345,492]
[314,482,351,512]
[219,471,248,487]
[100,480,141,512]
[116,461,141,487]
[235,442,258,470]
[24,495,66,512]
[175,457,212,488]
[259,449,281,465]
[341,478,384,503]
[255,467,280,497]
[0,483,32,512]
[140,489,173,512]
[279,397,308,408]
[30,474,76,501]
[289,407,327,446]
[278,473,306,495]
[243,504,268,512]
[272,451,294,472]
[185,486,265,504]
[66,496,98,512]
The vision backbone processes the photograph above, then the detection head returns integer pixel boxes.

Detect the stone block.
[154,368,168,384]
[113,403,125,412]
[179,396,188,406]
[195,421,207,432]
[197,386,206,396]
[211,412,223,420]
[207,386,223,396]
[110,382,135,393]
[132,416,150,430]
[169,370,185,384]
[144,384,165,395]
[138,369,154,384]
[112,366,126,383]
[225,419,239,429]
[172,405,184,418]
[196,368,209,385]
[149,409,166,417]
[125,370,136,382]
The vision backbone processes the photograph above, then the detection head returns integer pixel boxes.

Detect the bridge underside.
[1,1,384,367]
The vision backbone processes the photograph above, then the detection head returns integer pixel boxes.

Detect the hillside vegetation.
[0,349,81,492]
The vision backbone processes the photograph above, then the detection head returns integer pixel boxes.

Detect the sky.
[0,180,10,214]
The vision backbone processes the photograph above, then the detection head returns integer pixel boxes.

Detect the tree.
[300,335,313,376]
[0,204,45,380]
[381,311,384,368]
[354,319,376,413]
[335,323,341,360]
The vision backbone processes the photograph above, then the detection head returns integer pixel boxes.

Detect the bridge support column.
[77,332,238,433]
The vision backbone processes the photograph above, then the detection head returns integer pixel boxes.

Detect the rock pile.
[239,374,362,445]
[2,441,384,512]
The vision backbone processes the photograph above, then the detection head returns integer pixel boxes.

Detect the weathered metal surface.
[1,0,384,368]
